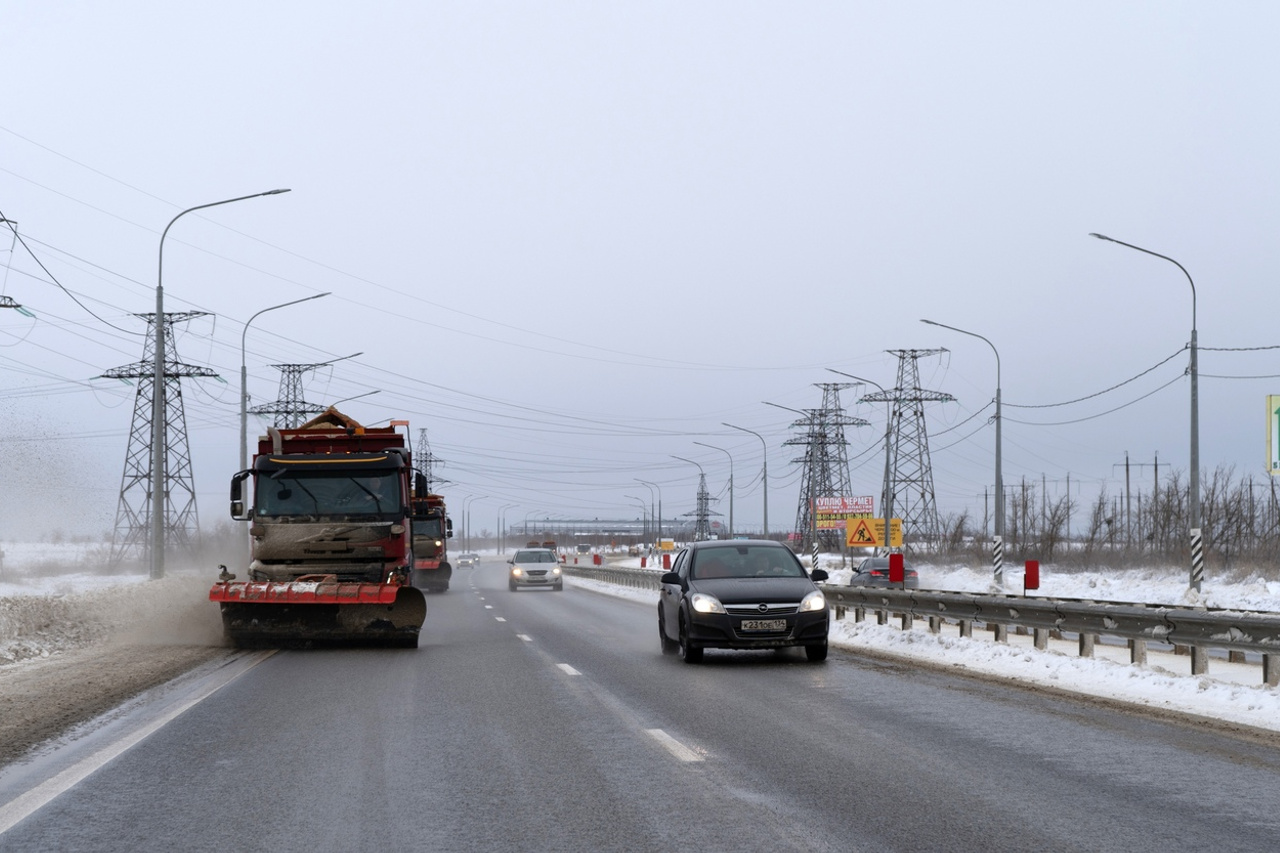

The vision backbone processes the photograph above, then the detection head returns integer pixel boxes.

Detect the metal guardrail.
[561,563,661,590]
[562,561,1280,687]
[818,584,1280,687]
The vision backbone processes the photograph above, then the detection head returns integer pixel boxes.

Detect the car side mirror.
[660,571,680,585]
[811,568,829,582]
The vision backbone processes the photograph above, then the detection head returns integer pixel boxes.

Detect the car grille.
[724,602,799,616]
[527,569,549,577]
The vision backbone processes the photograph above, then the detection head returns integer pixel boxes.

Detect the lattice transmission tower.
[249,362,329,428]
[786,383,869,550]
[415,428,448,493]
[681,472,720,541]
[98,312,217,567]
[867,349,954,550]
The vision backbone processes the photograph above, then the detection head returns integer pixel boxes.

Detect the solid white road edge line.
[0,650,276,837]
[556,663,581,675]
[645,729,704,763]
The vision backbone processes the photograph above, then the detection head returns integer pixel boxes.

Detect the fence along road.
[561,563,1280,686]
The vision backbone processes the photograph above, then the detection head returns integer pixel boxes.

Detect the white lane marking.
[484,605,493,609]
[0,650,276,836]
[495,617,506,622]
[517,634,532,642]
[646,728,704,763]
[556,663,580,676]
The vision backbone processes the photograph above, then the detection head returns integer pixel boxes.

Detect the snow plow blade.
[210,579,426,648]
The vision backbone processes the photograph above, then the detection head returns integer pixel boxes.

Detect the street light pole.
[694,441,733,539]
[828,368,894,556]
[723,423,768,537]
[625,495,648,542]
[920,318,1003,585]
[1090,232,1202,591]
[499,504,517,554]
[636,479,662,543]
[463,494,485,552]
[240,293,330,473]
[672,455,707,541]
[152,188,289,580]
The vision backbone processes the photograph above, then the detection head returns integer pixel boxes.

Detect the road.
[2,560,1279,852]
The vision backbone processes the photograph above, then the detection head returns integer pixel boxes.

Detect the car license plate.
[740,619,786,632]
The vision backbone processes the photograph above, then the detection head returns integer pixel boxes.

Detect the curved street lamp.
[625,495,648,541]
[240,292,331,473]
[694,441,733,539]
[636,479,662,543]
[152,188,290,580]
[462,494,486,552]
[1090,232,1202,592]
[921,318,1003,584]
[827,368,894,555]
[723,423,768,536]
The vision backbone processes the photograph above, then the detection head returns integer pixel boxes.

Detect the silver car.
[508,548,563,591]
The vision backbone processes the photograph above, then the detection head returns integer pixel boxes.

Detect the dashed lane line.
[645,729,704,763]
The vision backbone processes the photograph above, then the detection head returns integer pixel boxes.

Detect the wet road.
[2,560,1279,852]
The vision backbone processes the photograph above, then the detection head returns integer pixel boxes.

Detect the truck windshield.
[415,518,444,538]
[257,470,401,518]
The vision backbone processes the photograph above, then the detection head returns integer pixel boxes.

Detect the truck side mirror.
[230,470,252,521]
[446,518,454,538]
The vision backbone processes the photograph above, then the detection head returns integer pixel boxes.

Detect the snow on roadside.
[567,558,1280,734]
[0,542,223,665]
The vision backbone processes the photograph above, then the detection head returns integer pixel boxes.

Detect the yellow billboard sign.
[844,517,902,548]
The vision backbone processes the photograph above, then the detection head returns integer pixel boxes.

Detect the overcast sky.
[3,2,1279,545]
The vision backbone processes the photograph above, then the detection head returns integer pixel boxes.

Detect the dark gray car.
[658,540,829,663]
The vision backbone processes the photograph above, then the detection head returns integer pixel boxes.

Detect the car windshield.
[691,546,805,579]
[514,550,557,563]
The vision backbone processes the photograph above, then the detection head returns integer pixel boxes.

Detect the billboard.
[813,496,875,529]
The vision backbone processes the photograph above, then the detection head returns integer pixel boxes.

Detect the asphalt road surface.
[2,560,1278,852]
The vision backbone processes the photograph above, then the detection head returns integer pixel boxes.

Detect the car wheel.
[805,641,828,663]
[509,581,518,592]
[554,581,564,591]
[658,610,678,655]
[678,615,703,663]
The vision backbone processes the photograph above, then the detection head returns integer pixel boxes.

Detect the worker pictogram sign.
[845,518,903,548]
[847,518,877,545]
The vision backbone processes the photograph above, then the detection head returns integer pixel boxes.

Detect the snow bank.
[0,542,224,664]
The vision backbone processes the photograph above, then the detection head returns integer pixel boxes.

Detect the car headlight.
[798,590,827,612]
[552,567,562,576]
[511,567,523,576]
[690,592,725,614]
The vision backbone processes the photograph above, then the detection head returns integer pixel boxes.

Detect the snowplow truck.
[410,493,453,592]
[209,408,427,647]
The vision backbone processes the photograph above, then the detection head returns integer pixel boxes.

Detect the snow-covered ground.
[577,554,1280,734]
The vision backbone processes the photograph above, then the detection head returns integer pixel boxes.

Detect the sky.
[2,2,1280,545]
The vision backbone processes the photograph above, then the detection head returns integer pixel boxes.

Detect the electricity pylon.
[99,312,217,567]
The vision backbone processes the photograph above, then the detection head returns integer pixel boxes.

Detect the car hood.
[689,576,817,604]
